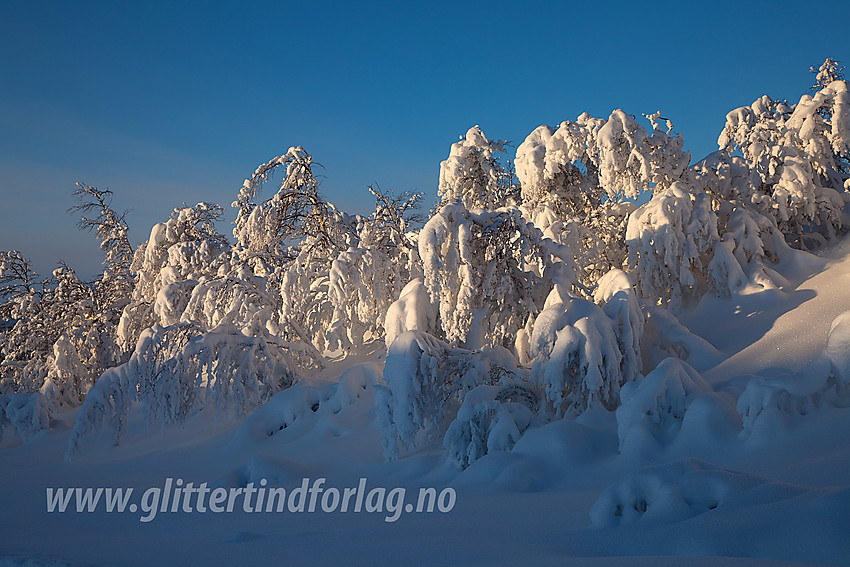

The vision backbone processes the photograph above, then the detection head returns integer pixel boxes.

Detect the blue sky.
[1,0,848,279]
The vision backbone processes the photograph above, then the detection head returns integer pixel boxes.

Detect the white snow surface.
[4,240,850,566]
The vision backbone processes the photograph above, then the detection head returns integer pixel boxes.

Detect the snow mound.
[589,459,803,528]
[737,308,850,437]
[230,363,378,450]
[641,304,724,373]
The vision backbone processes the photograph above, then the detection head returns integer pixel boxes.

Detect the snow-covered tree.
[717,73,850,249]
[593,269,644,384]
[117,202,228,350]
[438,125,516,210]
[325,186,423,349]
[515,110,689,291]
[811,58,845,91]
[0,183,138,409]
[231,148,425,355]
[68,183,136,374]
[274,184,422,354]
[0,261,102,406]
[69,183,134,291]
[626,181,719,311]
[0,252,53,395]
[234,146,341,261]
[418,202,559,352]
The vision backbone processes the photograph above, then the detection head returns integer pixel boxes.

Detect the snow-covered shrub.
[66,323,299,459]
[528,284,625,416]
[438,125,514,210]
[40,335,89,408]
[443,382,539,469]
[736,360,834,438]
[377,330,528,460]
[626,181,719,311]
[0,392,50,443]
[616,358,711,452]
[419,202,555,351]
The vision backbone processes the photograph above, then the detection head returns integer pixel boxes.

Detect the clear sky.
[1,0,848,280]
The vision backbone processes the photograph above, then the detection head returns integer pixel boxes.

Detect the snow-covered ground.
[2,234,850,567]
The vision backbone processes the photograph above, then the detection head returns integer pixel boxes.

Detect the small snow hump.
[589,459,803,528]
